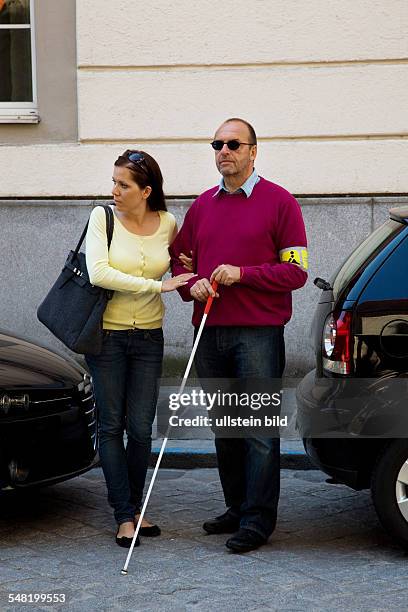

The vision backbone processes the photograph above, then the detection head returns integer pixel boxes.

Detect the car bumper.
[0,397,98,491]
[1,454,100,491]
[296,370,387,489]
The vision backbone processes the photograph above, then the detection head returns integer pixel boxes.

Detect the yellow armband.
[279,247,308,271]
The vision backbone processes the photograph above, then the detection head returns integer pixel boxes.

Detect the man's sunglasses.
[210,140,254,151]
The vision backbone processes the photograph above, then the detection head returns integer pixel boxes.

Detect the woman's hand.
[179,251,193,272]
[161,273,196,293]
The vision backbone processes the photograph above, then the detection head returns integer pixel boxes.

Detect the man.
[170,118,308,552]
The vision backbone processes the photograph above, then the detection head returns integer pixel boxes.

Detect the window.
[0,0,38,122]
[331,220,405,301]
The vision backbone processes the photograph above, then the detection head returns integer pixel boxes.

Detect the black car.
[297,206,408,548]
[0,331,98,491]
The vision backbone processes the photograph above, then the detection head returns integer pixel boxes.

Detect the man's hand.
[190,278,219,302]
[179,251,193,272]
[210,264,241,286]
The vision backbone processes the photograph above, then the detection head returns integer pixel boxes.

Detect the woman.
[85,150,194,548]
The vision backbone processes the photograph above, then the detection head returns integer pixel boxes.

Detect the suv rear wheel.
[371,439,408,548]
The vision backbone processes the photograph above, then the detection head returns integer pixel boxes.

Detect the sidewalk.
[0,467,406,611]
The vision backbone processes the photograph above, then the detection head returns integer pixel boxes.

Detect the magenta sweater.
[170,177,308,327]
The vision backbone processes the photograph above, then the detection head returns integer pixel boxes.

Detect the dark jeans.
[86,328,163,525]
[194,326,285,539]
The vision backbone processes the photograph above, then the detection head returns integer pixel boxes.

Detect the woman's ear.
[143,185,152,199]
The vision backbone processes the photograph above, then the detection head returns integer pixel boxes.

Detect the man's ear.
[250,145,257,161]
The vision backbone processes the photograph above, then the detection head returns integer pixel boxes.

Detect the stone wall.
[2,196,407,376]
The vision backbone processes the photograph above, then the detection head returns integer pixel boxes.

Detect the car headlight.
[0,394,30,414]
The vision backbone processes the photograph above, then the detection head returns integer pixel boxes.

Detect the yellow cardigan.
[85,205,176,329]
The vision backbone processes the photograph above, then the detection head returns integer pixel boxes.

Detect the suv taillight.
[322,311,353,375]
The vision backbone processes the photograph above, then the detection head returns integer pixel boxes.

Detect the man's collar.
[213,169,260,198]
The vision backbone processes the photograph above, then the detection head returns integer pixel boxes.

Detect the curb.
[149,450,315,470]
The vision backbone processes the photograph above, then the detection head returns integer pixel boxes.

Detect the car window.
[359,234,408,302]
[331,220,405,300]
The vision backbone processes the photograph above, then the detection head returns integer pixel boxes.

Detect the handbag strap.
[72,205,114,259]
[105,205,114,249]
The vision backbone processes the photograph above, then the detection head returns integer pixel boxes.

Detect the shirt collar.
[213,169,260,198]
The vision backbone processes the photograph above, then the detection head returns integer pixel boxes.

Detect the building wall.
[1,2,407,373]
[0,0,407,195]
[3,196,407,376]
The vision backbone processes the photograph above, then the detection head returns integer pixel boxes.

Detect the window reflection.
[0,0,30,25]
[0,0,32,102]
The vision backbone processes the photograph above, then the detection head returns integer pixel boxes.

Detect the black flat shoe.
[203,511,240,535]
[116,529,140,549]
[138,524,161,537]
[225,528,266,553]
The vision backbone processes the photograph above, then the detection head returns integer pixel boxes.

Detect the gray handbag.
[37,205,114,355]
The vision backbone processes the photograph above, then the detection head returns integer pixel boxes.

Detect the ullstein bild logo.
[168,413,287,428]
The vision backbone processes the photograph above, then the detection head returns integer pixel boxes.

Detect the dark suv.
[296,206,408,548]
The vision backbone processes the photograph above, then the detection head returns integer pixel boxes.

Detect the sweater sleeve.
[240,194,308,293]
[169,201,198,302]
[85,207,162,294]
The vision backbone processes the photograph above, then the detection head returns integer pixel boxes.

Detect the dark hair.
[114,149,167,211]
[222,117,257,145]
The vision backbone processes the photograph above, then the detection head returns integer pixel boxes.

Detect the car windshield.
[331,219,405,300]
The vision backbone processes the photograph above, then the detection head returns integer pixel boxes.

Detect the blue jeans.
[86,328,163,525]
[194,326,285,539]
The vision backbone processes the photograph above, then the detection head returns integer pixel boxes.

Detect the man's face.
[213,121,257,179]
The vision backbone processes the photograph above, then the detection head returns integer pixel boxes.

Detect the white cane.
[121,280,218,575]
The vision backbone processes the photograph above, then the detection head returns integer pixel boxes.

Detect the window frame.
[0,0,38,123]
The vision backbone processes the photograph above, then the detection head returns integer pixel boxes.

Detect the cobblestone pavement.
[0,468,407,612]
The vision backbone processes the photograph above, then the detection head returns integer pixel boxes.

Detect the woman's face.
[111,166,151,212]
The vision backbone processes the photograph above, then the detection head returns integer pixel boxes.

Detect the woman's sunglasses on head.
[127,151,149,174]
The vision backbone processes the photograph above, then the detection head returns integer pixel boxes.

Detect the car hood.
[0,331,85,389]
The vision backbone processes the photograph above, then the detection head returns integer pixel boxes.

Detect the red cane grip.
[204,281,218,315]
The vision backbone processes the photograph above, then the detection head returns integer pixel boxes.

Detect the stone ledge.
[1,195,408,208]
